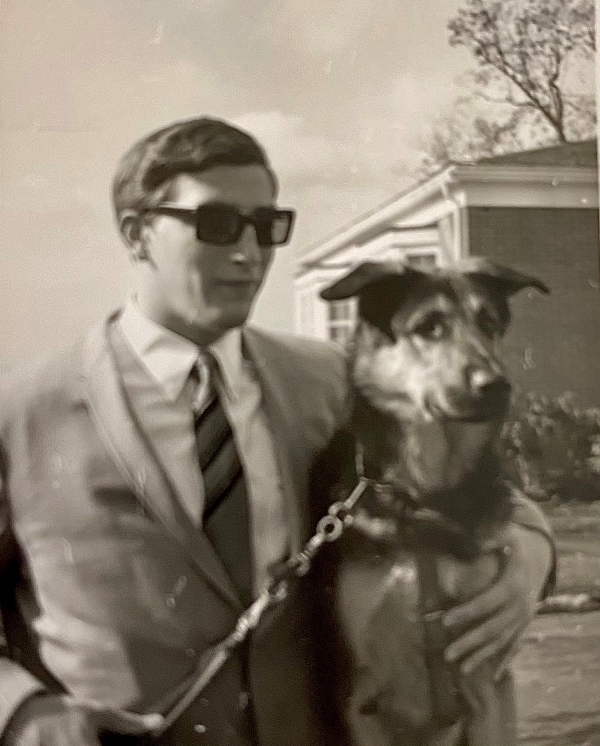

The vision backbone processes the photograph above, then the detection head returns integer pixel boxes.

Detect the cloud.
[232,110,419,252]
[233,111,343,179]
[233,109,417,189]
[264,0,376,54]
[79,59,223,133]
[0,0,227,132]
[387,72,459,142]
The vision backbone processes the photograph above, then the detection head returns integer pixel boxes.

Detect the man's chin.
[217,281,260,301]
[176,305,252,345]
[211,305,253,334]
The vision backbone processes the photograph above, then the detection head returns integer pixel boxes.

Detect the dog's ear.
[320,261,422,301]
[459,258,550,297]
[320,261,426,341]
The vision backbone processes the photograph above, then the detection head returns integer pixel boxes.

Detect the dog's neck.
[351,394,511,536]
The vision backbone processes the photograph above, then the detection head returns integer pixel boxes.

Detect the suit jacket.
[0,312,553,746]
[0,312,348,746]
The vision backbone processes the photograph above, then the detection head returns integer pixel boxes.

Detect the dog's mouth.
[428,380,511,423]
[444,402,507,423]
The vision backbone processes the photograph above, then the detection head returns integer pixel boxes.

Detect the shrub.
[501,390,600,502]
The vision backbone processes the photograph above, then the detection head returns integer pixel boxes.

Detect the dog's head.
[321,258,549,425]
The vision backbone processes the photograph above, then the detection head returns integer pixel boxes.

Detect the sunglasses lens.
[195,204,241,244]
[194,204,294,247]
[254,209,293,247]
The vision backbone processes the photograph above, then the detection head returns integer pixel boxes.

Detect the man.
[0,117,553,746]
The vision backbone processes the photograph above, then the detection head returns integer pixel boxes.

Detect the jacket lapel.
[80,313,243,613]
[241,327,350,642]
[242,328,312,553]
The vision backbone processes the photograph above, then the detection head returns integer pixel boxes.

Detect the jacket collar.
[80,311,244,614]
[79,314,314,614]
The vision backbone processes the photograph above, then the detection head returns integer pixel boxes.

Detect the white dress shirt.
[118,301,289,595]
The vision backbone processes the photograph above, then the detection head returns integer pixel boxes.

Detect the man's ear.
[459,258,550,297]
[320,260,423,301]
[119,210,149,261]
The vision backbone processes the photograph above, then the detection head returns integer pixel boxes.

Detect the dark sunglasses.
[142,202,295,248]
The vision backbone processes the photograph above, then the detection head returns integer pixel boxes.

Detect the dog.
[309,258,549,746]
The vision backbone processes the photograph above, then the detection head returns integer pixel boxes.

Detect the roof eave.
[298,164,457,267]
[452,163,598,184]
[298,162,598,272]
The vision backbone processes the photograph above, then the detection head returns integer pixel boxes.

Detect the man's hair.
[112,117,277,220]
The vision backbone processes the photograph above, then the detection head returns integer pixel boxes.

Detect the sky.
[0,0,507,368]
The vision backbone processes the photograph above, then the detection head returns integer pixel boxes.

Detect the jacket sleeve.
[509,488,557,599]
[0,467,47,739]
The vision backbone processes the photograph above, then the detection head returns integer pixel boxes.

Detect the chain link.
[255,474,371,616]
[143,475,372,735]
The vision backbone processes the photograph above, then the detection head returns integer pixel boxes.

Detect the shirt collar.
[119,301,243,402]
[209,326,243,401]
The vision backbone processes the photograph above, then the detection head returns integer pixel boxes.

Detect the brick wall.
[467,207,600,407]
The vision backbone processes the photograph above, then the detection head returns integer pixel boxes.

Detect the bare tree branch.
[477,91,533,107]
[447,0,595,142]
[413,0,595,176]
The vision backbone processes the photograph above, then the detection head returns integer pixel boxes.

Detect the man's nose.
[231,224,262,266]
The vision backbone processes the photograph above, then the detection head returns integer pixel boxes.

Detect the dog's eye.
[412,312,448,340]
[476,308,500,338]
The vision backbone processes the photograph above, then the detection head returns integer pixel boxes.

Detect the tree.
[414,79,545,176]
[414,0,596,176]
[448,0,595,143]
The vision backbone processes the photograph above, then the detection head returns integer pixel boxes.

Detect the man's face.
[133,164,277,343]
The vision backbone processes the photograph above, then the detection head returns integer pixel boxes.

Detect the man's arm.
[507,489,556,598]
[442,492,555,674]
[0,471,49,739]
[0,458,107,746]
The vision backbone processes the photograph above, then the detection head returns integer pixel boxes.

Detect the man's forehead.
[167,165,276,206]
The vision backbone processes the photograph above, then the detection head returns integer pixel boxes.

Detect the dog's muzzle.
[432,377,511,422]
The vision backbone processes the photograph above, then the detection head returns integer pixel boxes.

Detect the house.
[294,140,600,406]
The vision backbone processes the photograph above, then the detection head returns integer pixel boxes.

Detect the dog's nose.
[468,368,511,400]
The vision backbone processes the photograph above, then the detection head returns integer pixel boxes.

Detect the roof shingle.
[471,139,597,168]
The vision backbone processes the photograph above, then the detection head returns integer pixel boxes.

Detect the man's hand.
[4,695,101,746]
[4,694,162,746]
[442,525,553,676]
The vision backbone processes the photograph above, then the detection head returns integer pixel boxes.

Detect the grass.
[513,500,600,745]
[541,500,600,595]
[515,611,600,745]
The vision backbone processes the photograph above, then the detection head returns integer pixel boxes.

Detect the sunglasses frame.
[141,202,295,248]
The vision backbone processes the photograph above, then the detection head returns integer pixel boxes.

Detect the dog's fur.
[310,259,549,746]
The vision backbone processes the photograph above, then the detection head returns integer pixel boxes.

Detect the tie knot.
[191,355,217,416]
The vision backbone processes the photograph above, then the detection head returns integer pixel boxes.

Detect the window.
[327,299,356,346]
[297,291,315,335]
[404,251,438,269]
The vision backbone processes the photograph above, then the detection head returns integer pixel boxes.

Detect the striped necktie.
[192,357,254,605]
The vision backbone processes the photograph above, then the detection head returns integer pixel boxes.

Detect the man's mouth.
[217,277,260,285]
